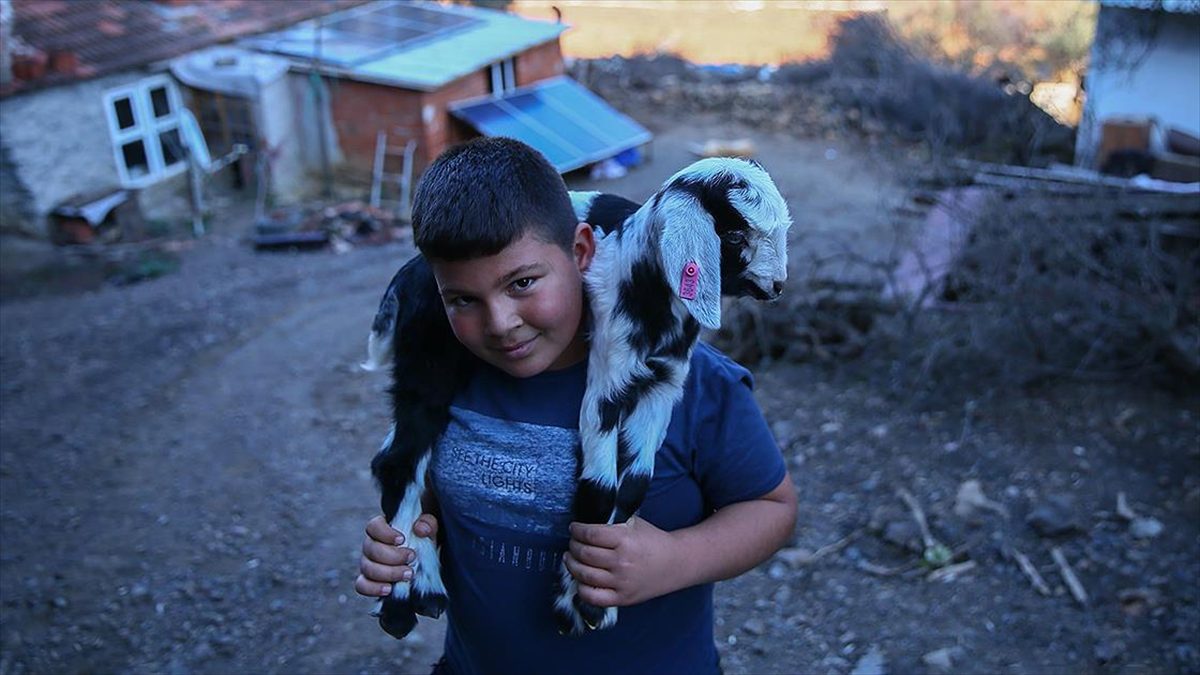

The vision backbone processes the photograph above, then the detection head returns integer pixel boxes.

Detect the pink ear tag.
[679,261,700,300]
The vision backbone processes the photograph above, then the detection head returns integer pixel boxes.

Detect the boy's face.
[430,224,595,378]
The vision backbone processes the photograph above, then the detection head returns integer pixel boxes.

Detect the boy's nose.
[485,304,522,336]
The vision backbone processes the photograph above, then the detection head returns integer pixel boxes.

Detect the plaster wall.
[0,71,141,236]
[0,69,201,236]
[1078,8,1200,166]
[258,73,309,203]
[289,71,344,184]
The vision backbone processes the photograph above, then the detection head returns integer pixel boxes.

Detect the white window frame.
[102,75,188,188]
[489,57,516,97]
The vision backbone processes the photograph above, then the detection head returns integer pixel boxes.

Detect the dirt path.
[1,237,449,673]
[3,117,1197,674]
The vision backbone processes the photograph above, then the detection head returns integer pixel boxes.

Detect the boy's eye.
[448,296,473,308]
[511,277,536,291]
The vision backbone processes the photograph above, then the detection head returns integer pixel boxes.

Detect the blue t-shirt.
[430,342,786,675]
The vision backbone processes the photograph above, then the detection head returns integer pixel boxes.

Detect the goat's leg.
[553,400,619,635]
[611,390,675,523]
[370,431,446,639]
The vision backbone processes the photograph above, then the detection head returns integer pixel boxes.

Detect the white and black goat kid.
[554,157,792,634]
[360,190,637,639]
[361,157,791,640]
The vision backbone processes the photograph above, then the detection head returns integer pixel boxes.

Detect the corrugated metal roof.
[1,0,364,98]
[241,0,566,92]
[1100,0,1200,14]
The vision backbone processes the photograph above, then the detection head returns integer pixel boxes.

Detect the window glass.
[150,87,172,118]
[159,128,184,166]
[115,97,136,129]
[121,140,149,177]
[107,78,187,184]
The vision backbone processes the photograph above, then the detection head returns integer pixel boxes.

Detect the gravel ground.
[2,115,1197,674]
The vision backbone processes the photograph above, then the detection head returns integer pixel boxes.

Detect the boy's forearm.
[667,474,797,592]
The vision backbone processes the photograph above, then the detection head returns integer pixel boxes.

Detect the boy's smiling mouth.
[495,335,538,358]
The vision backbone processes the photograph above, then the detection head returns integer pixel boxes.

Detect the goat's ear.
[655,193,722,329]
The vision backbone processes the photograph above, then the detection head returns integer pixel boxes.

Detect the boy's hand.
[354,514,438,598]
[563,516,679,608]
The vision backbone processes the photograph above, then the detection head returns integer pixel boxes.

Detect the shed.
[241,0,651,190]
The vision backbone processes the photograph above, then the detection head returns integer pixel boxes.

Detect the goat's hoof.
[411,589,447,619]
[552,595,618,635]
[373,596,418,640]
[574,596,609,631]
[553,604,575,635]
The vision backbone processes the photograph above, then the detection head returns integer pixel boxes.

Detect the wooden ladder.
[370,131,417,221]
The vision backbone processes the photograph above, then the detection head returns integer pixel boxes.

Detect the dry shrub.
[579,14,1074,163]
[714,267,892,366]
[817,14,1073,163]
[898,190,1200,392]
[714,188,1199,398]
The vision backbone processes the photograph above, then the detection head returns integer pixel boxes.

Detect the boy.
[355,138,796,674]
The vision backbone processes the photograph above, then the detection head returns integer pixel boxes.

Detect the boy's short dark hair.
[412,137,578,261]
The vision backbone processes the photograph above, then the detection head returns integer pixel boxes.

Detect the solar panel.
[249,1,482,67]
[453,99,576,169]
[451,77,652,173]
[538,82,651,146]
[501,92,611,158]
[326,17,430,44]
[377,3,478,29]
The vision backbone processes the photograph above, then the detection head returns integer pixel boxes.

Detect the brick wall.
[515,40,564,86]
[326,78,425,174]
[419,68,490,173]
[326,37,565,177]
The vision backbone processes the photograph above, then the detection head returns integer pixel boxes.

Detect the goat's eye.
[723,231,747,246]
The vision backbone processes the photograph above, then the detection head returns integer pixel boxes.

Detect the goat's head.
[652,157,792,329]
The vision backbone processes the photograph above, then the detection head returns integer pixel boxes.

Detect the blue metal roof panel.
[450,76,652,173]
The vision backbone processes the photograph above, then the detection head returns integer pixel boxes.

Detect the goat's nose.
[772,281,785,297]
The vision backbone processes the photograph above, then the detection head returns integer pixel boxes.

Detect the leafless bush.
[714,187,1199,398]
[894,190,1199,392]
[714,246,894,366]
[820,14,1073,164]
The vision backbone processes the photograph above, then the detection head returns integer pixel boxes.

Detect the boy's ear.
[573,221,596,272]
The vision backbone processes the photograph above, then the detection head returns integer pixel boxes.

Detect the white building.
[1076,0,1200,168]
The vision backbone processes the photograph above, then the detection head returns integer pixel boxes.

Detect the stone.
[767,562,788,580]
[882,520,923,553]
[771,419,799,448]
[922,646,964,673]
[1094,639,1126,664]
[954,480,1009,521]
[1027,496,1085,537]
[776,547,814,567]
[742,618,766,636]
[1129,517,1163,539]
[850,647,887,675]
